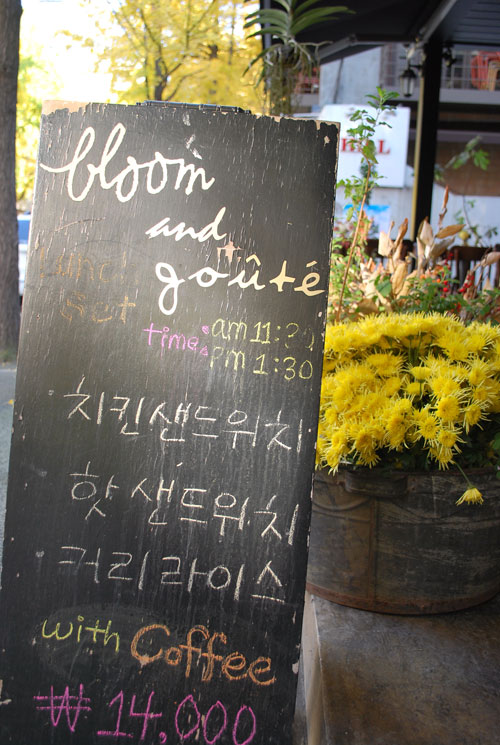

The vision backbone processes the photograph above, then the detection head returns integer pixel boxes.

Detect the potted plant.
[308,90,500,614]
[308,311,500,614]
[244,0,351,115]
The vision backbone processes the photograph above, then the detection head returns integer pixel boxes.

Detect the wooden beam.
[410,36,442,239]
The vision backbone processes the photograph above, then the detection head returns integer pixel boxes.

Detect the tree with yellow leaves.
[73,0,263,110]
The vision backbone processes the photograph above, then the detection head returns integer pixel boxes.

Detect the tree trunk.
[0,0,22,354]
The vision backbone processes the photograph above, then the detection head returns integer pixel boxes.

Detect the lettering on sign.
[0,102,338,743]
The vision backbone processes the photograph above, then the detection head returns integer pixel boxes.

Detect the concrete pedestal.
[301,591,500,745]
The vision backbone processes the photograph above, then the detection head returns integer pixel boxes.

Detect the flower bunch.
[317,313,500,486]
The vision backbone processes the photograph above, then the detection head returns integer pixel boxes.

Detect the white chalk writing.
[55,546,288,605]
[61,377,304,453]
[39,123,216,203]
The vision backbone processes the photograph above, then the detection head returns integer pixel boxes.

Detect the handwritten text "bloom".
[39,123,216,203]
[156,255,324,315]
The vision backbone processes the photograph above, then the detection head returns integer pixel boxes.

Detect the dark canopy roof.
[261,0,500,237]
[297,0,500,62]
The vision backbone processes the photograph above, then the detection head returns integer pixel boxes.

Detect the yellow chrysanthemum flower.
[410,365,431,381]
[463,403,485,432]
[435,396,461,422]
[405,381,423,397]
[316,312,500,481]
[428,445,454,468]
[381,376,403,396]
[416,412,439,442]
[468,359,492,387]
[365,352,404,377]
[393,398,413,415]
[429,375,461,398]
[456,487,484,505]
[437,429,458,449]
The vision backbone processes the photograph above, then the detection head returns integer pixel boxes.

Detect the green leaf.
[292,7,347,35]
[374,274,393,298]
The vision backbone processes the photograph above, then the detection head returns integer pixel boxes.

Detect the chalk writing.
[212,318,315,351]
[174,695,257,745]
[67,462,300,543]
[143,322,209,357]
[60,291,137,324]
[33,684,257,743]
[41,615,120,653]
[33,684,91,733]
[146,206,227,244]
[61,377,305,452]
[98,691,161,740]
[207,317,317,378]
[155,255,324,315]
[39,123,216,203]
[130,624,276,686]
[39,247,135,287]
[209,347,314,380]
[55,546,288,604]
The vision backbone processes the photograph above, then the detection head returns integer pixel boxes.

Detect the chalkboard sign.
[0,102,338,744]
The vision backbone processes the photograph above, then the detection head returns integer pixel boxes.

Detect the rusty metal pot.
[306,467,500,614]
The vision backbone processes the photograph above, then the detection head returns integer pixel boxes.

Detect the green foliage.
[453,198,498,249]
[333,87,398,320]
[435,135,490,183]
[373,274,392,298]
[395,270,461,315]
[339,87,399,219]
[393,266,500,323]
[245,0,351,115]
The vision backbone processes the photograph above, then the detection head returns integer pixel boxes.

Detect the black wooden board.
[0,102,338,744]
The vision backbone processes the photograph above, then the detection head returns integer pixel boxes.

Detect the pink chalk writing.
[33,684,91,733]
[33,684,257,743]
[97,690,162,740]
[175,694,256,744]
[175,694,200,739]
[143,323,209,357]
[203,701,228,744]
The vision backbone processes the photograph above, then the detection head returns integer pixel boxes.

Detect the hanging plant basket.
[306,467,500,614]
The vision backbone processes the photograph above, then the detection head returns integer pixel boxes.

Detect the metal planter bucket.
[306,467,500,614]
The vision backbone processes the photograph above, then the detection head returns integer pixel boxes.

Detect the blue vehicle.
[18,213,30,297]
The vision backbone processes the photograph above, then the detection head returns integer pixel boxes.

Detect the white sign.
[319,104,410,188]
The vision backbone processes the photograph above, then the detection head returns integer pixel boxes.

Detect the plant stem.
[335,163,371,322]
[454,460,473,487]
